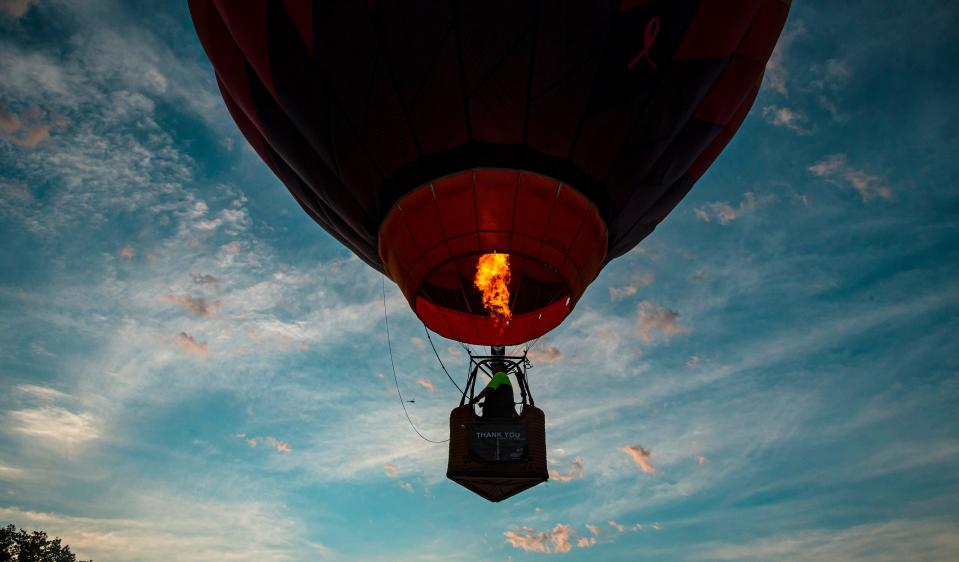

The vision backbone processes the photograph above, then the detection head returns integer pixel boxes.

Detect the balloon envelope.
[190,0,789,345]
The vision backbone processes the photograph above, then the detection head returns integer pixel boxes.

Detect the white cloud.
[0,497,331,562]
[0,463,27,479]
[8,406,99,449]
[17,384,70,401]
[809,154,892,201]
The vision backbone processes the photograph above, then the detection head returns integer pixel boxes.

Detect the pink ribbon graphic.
[627,17,660,70]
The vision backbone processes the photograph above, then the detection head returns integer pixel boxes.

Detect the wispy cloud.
[694,192,773,225]
[171,332,208,357]
[809,154,892,201]
[764,21,805,96]
[609,272,654,302]
[191,272,220,286]
[620,445,656,474]
[7,386,97,453]
[162,293,222,317]
[810,58,851,122]
[267,437,292,454]
[28,341,56,357]
[504,524,573,554]
[1,180,30,202]
[609,284,638,301]
[762,105,811,135]
[697,518,959,562]
[529,344,564,364]
[0,463,27,479]
[0,104,60,147]
[414,377,434,391]
[608,520,626,533]
[236,433,292,454]
[550,456,585,482]
[811,58,851,90]
[8,406,99,449]
[384,463,399,477]
[17,384,70,401]
[636,301,691,343]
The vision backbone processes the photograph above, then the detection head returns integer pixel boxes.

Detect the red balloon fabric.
[190,0,790,345]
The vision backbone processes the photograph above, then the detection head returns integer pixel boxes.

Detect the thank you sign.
[469,422,528,462]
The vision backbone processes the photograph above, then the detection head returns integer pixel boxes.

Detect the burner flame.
[474,253,512,321]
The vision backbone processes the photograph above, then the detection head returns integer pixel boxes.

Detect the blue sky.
[1,1,957,560]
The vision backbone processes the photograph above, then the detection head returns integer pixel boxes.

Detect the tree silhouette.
[0,525,90,562]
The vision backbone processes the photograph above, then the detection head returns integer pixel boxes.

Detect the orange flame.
[474,253,512,320]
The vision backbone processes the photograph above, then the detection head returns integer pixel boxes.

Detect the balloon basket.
[446,350,548,502]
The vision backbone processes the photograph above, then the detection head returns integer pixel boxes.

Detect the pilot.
[471,362,515,418]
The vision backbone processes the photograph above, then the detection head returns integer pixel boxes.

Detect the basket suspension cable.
[422,324,465,395]
[459,360,478,407]
[525,335,543,355]
[381,278,448,444]
[461,349,537,414]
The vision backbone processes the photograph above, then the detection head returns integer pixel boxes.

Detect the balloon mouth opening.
[418,252,568,318]
[378,168,607,345]
[413,252,574,345]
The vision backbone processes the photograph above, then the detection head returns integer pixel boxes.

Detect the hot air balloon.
[190,0,790,501]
